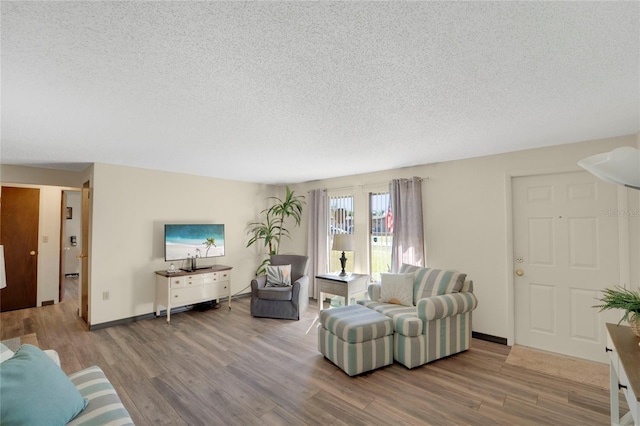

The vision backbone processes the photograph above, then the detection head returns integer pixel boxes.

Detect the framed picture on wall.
[66,207,73,220]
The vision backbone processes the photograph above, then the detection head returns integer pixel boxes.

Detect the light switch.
[42,236,49,243]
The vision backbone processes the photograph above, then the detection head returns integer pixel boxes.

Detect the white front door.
[513,171,622,363]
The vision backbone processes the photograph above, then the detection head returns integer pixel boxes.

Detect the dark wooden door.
[1,186,40,311]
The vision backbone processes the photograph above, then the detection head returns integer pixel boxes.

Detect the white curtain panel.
[307,188,328,299]
[389,177,425,272]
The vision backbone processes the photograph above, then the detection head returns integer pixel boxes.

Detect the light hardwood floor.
[0,277,624,425]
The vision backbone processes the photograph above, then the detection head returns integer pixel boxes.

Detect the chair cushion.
[399,264,466,301]
[359,300,423,337]
[415,268,466,298]
[271,255,308,283]
[257,286,293,301]
[266,264,291,287]
[0,344,88,425]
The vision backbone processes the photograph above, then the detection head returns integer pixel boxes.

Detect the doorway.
[512,171,623,363]
[60,190,81,301]
[0,186,40,311]
[80,181,90,323]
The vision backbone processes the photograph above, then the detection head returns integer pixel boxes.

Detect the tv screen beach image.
[165,224,225,261]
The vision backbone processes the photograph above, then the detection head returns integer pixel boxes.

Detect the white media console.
[155,265,232,323]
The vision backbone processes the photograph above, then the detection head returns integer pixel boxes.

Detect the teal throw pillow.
[0,344,88,425]
[265,264,292,287]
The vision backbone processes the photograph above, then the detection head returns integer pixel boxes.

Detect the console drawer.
[169,276,186,288]
[203,281,229,300]
[171,286,202,304]
[156,267,233,323]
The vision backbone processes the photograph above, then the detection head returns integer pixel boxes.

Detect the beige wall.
[286,134,640,340]
[0,164,86,188]
[1,163,273,325]
[88,163,274,325]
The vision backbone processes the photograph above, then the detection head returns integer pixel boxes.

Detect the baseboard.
[89,306,190,331]
[89,312,158,330]
[231,293,251,300]
[472,331,507,345]
[87,298,243,331]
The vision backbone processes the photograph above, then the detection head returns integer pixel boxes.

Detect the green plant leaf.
[246,187,305,269]
[593,285,640,325]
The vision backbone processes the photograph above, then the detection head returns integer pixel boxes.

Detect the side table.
[315,273,369,313]
[606,323,639,425]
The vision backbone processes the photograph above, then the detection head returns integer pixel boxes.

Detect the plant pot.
[629,312,640,338]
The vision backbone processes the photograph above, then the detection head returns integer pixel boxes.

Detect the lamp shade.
[0,245,6,289]
[332,234,354,252]
[578,147,640,190]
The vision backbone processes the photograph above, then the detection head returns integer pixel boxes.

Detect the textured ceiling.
[1,1,638,184]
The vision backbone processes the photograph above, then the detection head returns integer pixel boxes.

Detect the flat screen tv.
[164,224,225,264]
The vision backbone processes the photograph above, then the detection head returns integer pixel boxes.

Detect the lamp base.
[339,251,347,276]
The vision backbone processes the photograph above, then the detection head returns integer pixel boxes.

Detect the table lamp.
[332,234,354,276]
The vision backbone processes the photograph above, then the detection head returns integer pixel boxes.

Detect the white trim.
[617,186,631,289]
[504,173,515,346]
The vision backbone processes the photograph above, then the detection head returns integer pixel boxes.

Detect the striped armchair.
[358,264,478,369]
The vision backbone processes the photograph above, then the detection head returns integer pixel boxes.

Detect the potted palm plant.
[593,286,640,337]
[246,186,305,275]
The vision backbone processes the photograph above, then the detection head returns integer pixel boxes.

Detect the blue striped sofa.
[67,365,134,425]
[0,343,133,425]
[358,264,478,369]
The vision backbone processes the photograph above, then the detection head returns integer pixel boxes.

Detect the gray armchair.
[250,255,309,320]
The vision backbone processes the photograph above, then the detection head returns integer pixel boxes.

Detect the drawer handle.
[618,383,628,390]
[605,347,612,353]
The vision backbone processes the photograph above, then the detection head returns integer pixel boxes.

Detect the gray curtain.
[389,177,425,272]
[307,189,328,299]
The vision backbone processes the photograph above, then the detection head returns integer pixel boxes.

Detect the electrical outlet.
[102,291,109,301]
[42,236,49,243]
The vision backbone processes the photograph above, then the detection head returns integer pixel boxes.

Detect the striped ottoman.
[318,304,394,376]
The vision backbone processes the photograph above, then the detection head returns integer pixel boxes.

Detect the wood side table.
[606,323,640,425]
[316,273,369,313]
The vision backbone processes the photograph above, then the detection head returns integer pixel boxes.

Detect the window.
[369,191,393,282]
[328,194,354,274]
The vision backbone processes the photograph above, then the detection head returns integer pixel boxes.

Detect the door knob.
[29,250,36,256]
[516,269,524,276]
